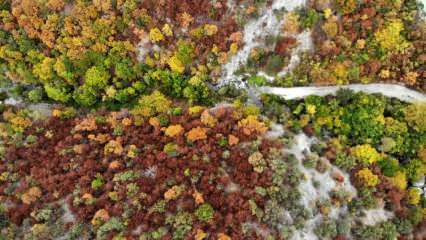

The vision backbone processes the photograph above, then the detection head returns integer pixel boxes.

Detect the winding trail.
[256,84,426,103]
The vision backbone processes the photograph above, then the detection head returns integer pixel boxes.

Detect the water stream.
[220,0,307,86]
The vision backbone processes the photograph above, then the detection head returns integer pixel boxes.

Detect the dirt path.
[256,84,426,103]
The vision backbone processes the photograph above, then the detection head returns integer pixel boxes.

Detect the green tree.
[44,84,71,103]
[84,66,110,93]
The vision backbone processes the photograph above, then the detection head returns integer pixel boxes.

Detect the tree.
[44,84,71,103]
[149,28,164,43]
[114,60,134,80]
[168,55,185,73]
[195,204,214,222]
[404,103,426,132]
[33,57,56,83]
[165,124,184,137]
[374,19,410,56]
[132,91,171,117]
[74,88,97,107]
[186,127,208,142]
[356,168,380,187]
[84,66,109,92]
[334,0,357,14]
[351,144,382,165]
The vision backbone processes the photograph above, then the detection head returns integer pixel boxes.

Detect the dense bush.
[272,0,426,91]
[0,1,424,239]
[0,0,241,107]
[261,90,426,216]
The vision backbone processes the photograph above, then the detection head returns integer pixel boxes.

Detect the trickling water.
[361,208,394,226]
[218,1,426,104]
[285,133,357,240]
[219,0,307,86]
[277,30,313,77]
